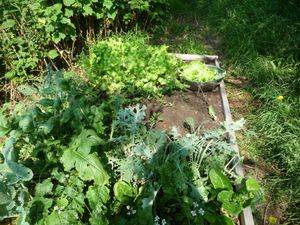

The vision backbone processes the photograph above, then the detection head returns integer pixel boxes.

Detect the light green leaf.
[103,0,113,9]
[107,12,116,20]
[246,178,260,192]
[17,85,38,96]
[61,17,71,24]
[86,185,110,210]
[217,190,242,216]
[65,8,74,17]
[113,180,135,203]
[47,50,59,59]
[208,105,217,121]
[217,190,233,203]
[61,129,109,185]
[63,0,75,7]
[0,19,16,29]
[5,71,15,79]
[19,115,34,132]
[56,197,69,207]
[61,150,109,185]
[35,179,53,196]
[83,5,94,16]
[209,168,232,191]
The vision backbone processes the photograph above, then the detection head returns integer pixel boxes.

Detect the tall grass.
[195,0,300,223]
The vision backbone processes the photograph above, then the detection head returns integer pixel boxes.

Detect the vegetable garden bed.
[0,39,262,224]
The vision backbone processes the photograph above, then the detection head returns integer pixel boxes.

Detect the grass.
[153,0,300,223]
[193,0,300,224]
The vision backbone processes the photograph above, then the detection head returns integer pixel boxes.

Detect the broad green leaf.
[17,85,38,96]
[19,115,34,132]
[47,50,59,59]
[103,0,113,9]
[113,180,135,203]
[61,150,109,185]
[71,129,104,154]
[5,71,15,79]
[83,5,94,16]
[38,117,56,134]
[56,198,69,207]
[107,12,116,20]
[222,201,242,216]
[65,9,74,17]
[86,185,110,210]
[45,24,55,33]
[212,216,235,225]
[61,17,71,24]
[246,178,260,192]
[0,19,16,29]
[61,129,109,185]
[0,109,10,137]
[217,191,242,216]
[0,138,33,184]
[0,192,12,205]
[63,0,75,6]
[35,179,53,196]
[217,190,233,203]
[45,210,81,225]
[209,168,232,191]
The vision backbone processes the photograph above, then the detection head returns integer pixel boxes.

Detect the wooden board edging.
[219,81,255,225]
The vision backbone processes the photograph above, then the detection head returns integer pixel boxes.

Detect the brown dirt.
[144,88,224,135]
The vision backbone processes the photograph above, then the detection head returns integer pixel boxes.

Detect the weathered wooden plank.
[219,80,255,225]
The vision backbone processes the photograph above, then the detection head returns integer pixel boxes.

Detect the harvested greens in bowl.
[180,61,225,82]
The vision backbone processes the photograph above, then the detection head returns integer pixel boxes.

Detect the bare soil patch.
[144,89,224,135]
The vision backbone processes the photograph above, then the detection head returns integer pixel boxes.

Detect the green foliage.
[0,70,263,224]
[0,0,169,82]
[81,33,184,97]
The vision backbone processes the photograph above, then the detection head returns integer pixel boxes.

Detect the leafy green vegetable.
[180,61,224,82]
[209,168,233,191]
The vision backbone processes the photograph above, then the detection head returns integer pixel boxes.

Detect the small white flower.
[154,216,160,222]
[132,210,136,215]
[198,208,205,216]
[126,205,130,210]
[127,212,131,215]
[192,202,199,208]
[161,219,167,225]
[191,210,197,217]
